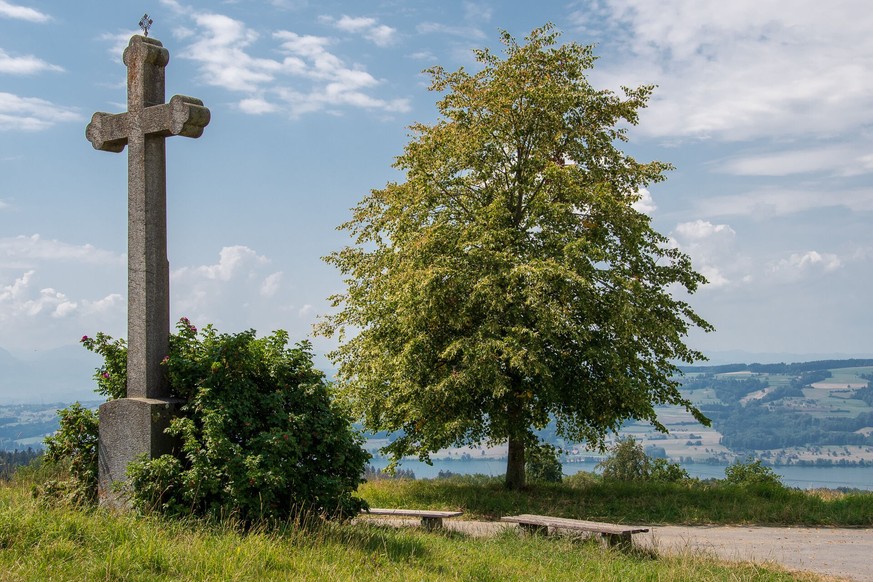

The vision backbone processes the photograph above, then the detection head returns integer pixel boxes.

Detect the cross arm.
[85,95,210,153]
[142,95,210,139]
[86,112,129,153]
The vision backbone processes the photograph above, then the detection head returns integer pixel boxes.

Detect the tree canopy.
[319,25,712,489]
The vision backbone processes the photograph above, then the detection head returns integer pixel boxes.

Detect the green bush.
[649,457,690,482]
[525,443,563,483]
[34,332,126,505]
[45,319,370,523]
[563,470,600,489]
[81,333,127,400]
[598,437,649,481]
[724,458,784,488]
[126,320,369,523]
[35,402,99,505]
[598,436,688,483]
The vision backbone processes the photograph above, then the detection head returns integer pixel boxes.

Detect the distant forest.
[679,359,873,375]
[0,448,40,479]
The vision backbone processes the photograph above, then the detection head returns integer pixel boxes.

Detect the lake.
[368,458,873,491]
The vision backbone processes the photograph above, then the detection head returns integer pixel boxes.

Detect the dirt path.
[641,526,872,581]
[364,518,873,581]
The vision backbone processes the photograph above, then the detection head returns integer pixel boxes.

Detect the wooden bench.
[361,508,463,530]
[501,514,648,547]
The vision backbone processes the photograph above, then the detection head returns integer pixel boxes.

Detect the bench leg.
[602,532,632,549]
[421,517,443,530]
[519,523,548,536]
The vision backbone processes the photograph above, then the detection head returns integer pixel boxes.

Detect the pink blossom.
[102,372,110,379]
[81,335,89,342]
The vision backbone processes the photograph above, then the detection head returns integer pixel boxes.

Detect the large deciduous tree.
[319,25,712,489]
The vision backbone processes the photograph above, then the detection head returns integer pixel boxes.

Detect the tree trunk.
[505,435,526,490]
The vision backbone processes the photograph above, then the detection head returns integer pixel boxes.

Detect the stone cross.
[86,35,209,504]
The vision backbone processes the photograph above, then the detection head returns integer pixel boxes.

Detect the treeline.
[855,374,873,406]
[760,370,833,402]
[0,448,40,480]
[704,403,873,450]
[679,359,873,375]
[682,376,767,403]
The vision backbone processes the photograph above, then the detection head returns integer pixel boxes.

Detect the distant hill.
[0,345,99,404]
[680,359,873,375]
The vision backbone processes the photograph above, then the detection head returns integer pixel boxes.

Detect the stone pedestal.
[97,397,182,507]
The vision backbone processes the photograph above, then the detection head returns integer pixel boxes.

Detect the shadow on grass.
[318,521,434,564]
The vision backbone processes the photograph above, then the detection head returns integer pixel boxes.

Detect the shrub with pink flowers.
[44,319,369,524]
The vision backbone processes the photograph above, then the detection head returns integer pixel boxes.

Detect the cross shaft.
[86,35,209,399]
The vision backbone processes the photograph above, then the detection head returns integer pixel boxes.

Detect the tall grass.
[358,475,873,526]
[0,478,822,581]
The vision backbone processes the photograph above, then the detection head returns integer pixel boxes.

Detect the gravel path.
[640,525,873,582]
[363,518,873,581]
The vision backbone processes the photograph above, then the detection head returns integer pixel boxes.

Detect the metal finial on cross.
[139,13,153,37]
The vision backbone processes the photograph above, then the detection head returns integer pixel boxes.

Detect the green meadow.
[0,474,840,582]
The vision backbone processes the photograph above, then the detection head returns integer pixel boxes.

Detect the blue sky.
[2,0,872,389]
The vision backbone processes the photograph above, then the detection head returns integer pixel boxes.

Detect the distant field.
[667,362,873,462]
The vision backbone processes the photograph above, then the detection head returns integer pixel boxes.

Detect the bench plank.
[501,514,648,535]
[501,514,648,547]
[364,508,463,518]
[361,508,463,530]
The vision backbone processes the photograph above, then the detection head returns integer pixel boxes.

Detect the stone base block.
[98,396,183,507]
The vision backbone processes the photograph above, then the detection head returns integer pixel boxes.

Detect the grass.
[358,475,873,526]
[0,477,828,581]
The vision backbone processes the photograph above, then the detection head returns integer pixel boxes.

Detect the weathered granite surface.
[97,397,182,506]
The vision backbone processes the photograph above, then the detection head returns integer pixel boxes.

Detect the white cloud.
[631,187,656,214]
[185,245,269,281]
[0,270,125,348]
[98,31,140,60]
[185,13,281,92]
[260,271,282,297]
[0,92,81,131]
[159,0,187,14]
[720,144,873,177]
[324,15,398,47]
[172,26,195,40]
[769,250,843,282]
[0,235,121,266]
[171,246,285,328]
[164,9,410,117]
[596,0,873,141]
[272,30,411,116]
[83,293,124,315]
[0,49,63,75]
[0,235,123,267]
[0,0,50,22]
[673,219,735,241]
[239,97,278,114]
[698,187,873,218]
[671,220,741,289]
[416,22,486,40]
[408,51,437,61]
[463,1,492,23]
